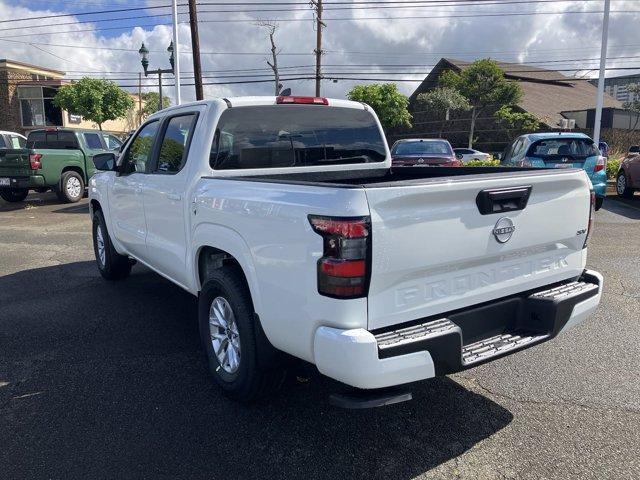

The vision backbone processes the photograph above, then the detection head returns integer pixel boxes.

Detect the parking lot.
[1,192,639,480]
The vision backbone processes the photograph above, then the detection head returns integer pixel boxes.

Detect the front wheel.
[0,188,29,203]
[199,267,285,402]
[616,172,635,199]
[56,171,84,203]
[92,210,131,280]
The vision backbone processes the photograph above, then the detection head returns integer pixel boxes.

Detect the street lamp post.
[139,42,176,111]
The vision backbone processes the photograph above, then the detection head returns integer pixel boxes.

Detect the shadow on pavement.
[0,261,513,480]
[601,197,640,220]
[52,203,90,214]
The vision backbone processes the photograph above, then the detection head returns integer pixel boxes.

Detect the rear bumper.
[314,269,602,389]
[0,175,45,189]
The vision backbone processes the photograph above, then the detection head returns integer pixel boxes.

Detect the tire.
[92,210,131,280]
[616,171,634,199]
[56,171,84,203]
[595,196,604,211]
[0,188,29,202]
[199,267,285,402]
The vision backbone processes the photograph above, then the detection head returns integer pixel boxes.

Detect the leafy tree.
[495,106,541,133]
[347,83,412,130]
[415,87,470,136]
[141,91,172,117]
[54,77,134,131]
[622,84,640,130]
[440,59,523,148]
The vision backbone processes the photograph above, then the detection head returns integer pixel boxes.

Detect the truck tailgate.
[0,149,31,177]
[365,169,591,330]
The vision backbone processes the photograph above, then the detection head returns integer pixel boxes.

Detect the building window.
[17,85,63,127]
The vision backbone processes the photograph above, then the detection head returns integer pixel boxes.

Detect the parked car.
[390,138,461,167]
[0,130,27,150]
[0,128,114,203]
[501,132,607,210]
[89,96,602,406]
[453,147,491,164]
[615,147,640,199]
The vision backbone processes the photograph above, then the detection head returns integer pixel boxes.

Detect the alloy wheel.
[208,296,241,374]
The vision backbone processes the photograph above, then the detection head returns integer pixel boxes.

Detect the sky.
[2,0,640,104]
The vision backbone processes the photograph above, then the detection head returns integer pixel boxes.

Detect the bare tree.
[256,21,281,95]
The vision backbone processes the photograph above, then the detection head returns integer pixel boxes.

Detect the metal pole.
[188,0,204,100]
[158,70,163,110]
[171,0,181,105]
[593,0,610,144]
[314,0,323,97]
[138,72,142,126]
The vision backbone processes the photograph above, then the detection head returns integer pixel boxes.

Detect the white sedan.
[454,148,491,164]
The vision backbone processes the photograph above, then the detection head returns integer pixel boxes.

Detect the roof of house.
[0,59,65,77]
[410,58,622,128]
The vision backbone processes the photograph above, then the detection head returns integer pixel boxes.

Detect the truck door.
[110,120,160,259]
[141,112,198,287]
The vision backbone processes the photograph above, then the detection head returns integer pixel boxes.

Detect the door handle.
[167,193,182,201]
[134,187,143,194]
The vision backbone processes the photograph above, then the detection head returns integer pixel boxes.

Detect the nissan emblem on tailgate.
[493,217,516,243]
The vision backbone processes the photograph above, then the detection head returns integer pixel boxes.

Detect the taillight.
[594,156,606,173]
[276,96,328,105]
[449,158,463,167]
[584,190,595,248]
[29,153,42,170]
[309,215,370,298]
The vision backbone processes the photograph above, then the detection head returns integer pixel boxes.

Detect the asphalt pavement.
[1,192,639,480]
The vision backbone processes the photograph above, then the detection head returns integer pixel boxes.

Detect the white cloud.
[2,0,640,104]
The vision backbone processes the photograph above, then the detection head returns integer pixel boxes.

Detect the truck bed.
[224,165,567,188]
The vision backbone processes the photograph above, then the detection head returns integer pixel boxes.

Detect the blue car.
[501,132,606,210]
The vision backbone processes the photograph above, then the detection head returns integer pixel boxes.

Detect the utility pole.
[188,0,204,100]
[593,0,610,145]
[311,0,325,96]
[171,0,181,105]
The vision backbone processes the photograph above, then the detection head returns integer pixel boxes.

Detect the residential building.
[399,58,624,152]
[0,59,142,136]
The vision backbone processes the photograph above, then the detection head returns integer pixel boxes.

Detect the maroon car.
[616,146,640,198]
[390,138,462,167]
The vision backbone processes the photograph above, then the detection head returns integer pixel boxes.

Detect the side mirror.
[455,153,463,160]
[93,152,117,171]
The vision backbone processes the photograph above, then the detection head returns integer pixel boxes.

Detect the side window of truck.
[154,114,197,174]
[83,133,104,150]
[121,121,159,174]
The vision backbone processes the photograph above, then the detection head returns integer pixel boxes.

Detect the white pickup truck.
[89,96,603,406]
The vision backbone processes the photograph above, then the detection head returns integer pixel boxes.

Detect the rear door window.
[83,132,104,149]
[210,105,386,170]
[155,114,197,174]
[0,136,6,148]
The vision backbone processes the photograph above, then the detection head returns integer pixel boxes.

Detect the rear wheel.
[616,171,635,199]
[56,171,84,203]
[595,196,604,211]
[92,210,131,280]
[0,188,28,203]
[199,267,285,402]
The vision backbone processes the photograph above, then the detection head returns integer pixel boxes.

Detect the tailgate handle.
[476,186,532,215]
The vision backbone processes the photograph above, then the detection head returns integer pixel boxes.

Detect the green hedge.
[466,158,501,167]
[606,158,621,180]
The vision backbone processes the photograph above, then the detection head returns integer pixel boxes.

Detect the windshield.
[527,138,598,159]
[392,140,452,156]
[211,105,386,170]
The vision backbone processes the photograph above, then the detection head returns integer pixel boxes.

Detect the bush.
[466,157,501,167]
[606,158,621,180]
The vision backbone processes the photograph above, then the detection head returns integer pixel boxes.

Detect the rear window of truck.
[210,105,386,170]
[26,130,79,150]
